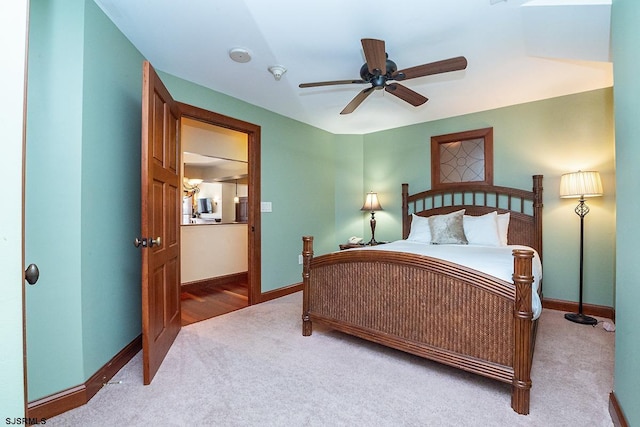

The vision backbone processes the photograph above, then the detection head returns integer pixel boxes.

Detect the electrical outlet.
[298,254,303,265]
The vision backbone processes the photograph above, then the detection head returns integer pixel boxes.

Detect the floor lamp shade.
[361,192,383,245]
[560,171,603,198]
[560,170,603,325]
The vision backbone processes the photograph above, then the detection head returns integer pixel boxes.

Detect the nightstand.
[339,241,388,250]
[339,243,365,250]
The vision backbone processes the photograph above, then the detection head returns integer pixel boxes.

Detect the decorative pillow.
[497,212,510,246]
[463,211,502,246]
[428,209,467,244]
[407,214,432,243]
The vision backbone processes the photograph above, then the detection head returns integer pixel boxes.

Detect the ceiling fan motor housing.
[359,57,398,88]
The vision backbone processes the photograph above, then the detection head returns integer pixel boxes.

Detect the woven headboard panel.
[401,175,543,259]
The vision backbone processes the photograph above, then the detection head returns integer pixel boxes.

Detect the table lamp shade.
[361,192,383,212]
[559,171,603,198]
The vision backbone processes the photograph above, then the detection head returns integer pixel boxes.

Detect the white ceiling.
[94,0,613,135]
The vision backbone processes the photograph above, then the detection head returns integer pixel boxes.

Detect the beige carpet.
[48,292,615,426]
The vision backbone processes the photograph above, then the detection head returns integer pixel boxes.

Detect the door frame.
[178,102,261,305]
[4,0,29,416]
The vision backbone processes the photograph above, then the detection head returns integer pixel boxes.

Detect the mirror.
[181,118,248,224]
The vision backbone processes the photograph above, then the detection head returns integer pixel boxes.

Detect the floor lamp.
[361,191,383,245]
[559,170,603,325]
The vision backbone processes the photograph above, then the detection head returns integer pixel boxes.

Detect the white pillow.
[497,212,510,246]
[463,211,502,246]
[407,214,431,243]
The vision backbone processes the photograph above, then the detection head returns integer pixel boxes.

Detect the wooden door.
[140,61,181,384]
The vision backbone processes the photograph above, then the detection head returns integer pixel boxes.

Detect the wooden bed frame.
[301,175,543,415]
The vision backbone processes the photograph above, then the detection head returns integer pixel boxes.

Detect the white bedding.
[355,240,542,319]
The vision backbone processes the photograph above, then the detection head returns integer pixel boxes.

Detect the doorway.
[178,102,262,313]
[179,117,252,324]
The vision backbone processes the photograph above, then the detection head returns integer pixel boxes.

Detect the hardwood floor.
[181,280,249,326]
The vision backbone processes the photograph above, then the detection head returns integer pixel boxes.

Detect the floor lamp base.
[564,312,598,325]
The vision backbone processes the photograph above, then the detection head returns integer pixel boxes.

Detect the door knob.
[134,237,147,248]
[25,263,40,285]
[134,237,161,248]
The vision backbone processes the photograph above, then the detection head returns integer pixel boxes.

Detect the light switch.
[260,202,272,212]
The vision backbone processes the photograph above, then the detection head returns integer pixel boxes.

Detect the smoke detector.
[268,65,287,81]
[229,48,252,63]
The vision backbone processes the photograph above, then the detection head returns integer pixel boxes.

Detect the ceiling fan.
[299,38,468,115]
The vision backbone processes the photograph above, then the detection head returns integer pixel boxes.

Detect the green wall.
[612,0,640,424]
[363,89,616,308]
[26,0,87,400]
[25,0,144,400]
[80,0,144,384]
[333,134,367,241]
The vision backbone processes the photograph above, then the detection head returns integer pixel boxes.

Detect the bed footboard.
[301,236,535,415]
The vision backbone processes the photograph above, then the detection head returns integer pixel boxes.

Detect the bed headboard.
[402,175,543,259]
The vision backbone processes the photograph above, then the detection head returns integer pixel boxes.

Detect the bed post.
[511,249,534,415]
[532,175,543,261]
[402,183,409,239]
[302,236,314,336]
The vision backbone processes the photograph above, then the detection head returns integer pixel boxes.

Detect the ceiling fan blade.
[340,87,376,115]
[385,83,428,107]
[361,38,387,75]
[393,56,468,81]
[299,79,366,88]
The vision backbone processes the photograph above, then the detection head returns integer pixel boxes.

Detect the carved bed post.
[402,183,409,239]
[532,174,543,261]
[302,236,314,336]
[511,249,534,415]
